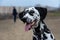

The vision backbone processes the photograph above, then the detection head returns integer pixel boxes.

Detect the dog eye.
[30,10,34,13]
[29,10,34,16]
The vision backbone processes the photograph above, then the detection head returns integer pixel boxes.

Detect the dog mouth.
[25,20,36,31]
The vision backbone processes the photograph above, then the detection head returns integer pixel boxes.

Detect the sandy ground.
[0,16,60,40]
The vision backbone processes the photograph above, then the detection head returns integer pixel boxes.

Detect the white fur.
[22,7,55,40]
[23,7,40,26]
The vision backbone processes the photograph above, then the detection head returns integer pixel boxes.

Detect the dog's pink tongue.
[25,24,31,31]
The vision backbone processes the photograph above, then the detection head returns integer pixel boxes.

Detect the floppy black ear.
[19,9,25,19]
[19,11,24,20]
[35,7,47,20]
[19,11,27,23]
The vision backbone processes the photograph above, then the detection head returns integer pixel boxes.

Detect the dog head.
[19,7,47,31]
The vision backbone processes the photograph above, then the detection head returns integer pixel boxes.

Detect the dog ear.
[19,11,24,20]
[19,9,26,19]
[35,7,47,20]
[19,10,27,23]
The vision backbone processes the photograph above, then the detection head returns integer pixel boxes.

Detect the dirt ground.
[0,16,60,40]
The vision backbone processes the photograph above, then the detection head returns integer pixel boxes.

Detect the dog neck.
[33,20,45,39]
[33,20,44,32]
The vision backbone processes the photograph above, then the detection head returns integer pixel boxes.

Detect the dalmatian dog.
[19,7,55,40]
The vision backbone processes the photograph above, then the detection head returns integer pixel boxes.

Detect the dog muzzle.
[25,19,37,31]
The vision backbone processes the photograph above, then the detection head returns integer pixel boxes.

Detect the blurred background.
[0,0,60,40]
[0,6,60,20]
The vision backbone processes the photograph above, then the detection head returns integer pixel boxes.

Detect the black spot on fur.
[34,21,40,33]
[29,10,34,16]
[43,34,47,39]
[50,34,53,39]
[41,21,50,33]
[33,21,41,39]
[33,37,37,40]
[44,25,50,33]
[34,25,41,35]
